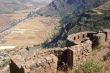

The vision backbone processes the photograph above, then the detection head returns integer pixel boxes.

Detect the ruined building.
[1,30,110,73]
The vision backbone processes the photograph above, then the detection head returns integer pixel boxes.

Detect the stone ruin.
[8,40,91,73]
[0,30,110,73]
[68,30,110,47]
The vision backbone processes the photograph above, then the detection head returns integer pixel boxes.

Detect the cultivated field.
[0,16,60,48]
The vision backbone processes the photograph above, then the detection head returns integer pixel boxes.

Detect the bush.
[93,45,106,51]
[103,52,110,61]
[80,61,103,73]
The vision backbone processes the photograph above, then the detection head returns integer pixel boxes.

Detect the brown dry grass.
[0,15,11,26]
[1,9,30,20]
[0,16,60,47]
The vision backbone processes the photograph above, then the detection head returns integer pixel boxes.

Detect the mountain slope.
[0,0,22,13]
[0,0,52,14]
[96,1,110,9]
[41,0,110,48]
[36,0,109,16]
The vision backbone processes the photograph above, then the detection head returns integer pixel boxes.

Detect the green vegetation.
[40,0,110,48]
[67,10,110,34]
[41,10,110,48]
[57,60,103,73]
[60,14,75,25]
[41,24,62,48]
[79,61,103,73]
[93,45,107,51]
[103,52,110,61]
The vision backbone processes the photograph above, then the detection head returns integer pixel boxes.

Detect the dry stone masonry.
[10,51,58,73]
[0,30,110,73]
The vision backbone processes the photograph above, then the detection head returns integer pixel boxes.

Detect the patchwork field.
[0,16,60,48]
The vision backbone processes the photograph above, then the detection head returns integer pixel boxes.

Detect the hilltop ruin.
[0,30,110,73]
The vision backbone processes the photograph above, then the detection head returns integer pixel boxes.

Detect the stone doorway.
[61,49,73,69]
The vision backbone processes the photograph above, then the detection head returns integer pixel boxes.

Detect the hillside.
[41,0,110,48]
[0,15,11,26]
[36,0,109,16]
[0,1,110,73]
[0,0,22,14]
[0,16,60,47]
[96,1,110,10]
[0,0,52,14]
[68,1,110,33]
[69,9,110,34]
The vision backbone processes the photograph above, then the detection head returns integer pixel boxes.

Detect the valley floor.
[0,16,59,49]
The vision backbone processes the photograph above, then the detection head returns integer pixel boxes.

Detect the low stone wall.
[7,39,92,73]
[10,50,58,73]
[71,40,92,66]
[68,32,88,44]
[59,40,92,68]
[2,30,110,73]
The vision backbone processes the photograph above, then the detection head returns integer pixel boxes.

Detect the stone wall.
[68,30,110,47]
[95,33,107,46]
[1,30,110,73]
[68,32,88,44]
[60,40,92,68]
[104,29,110,45]
[67,31,96,45]
[70,40,92,66]
[10,49,58,73]
[7,38,92,73]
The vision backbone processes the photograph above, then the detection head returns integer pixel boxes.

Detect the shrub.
[93,45,106,51]
[79,61,103,73]
[103,52,110,61]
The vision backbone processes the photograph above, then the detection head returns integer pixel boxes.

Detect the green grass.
[79,61,103,73]
[57,60,103,73]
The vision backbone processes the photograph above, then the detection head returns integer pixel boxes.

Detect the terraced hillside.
[0,16,60,48]
[36,0,109,16]
[96,1,110,9]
